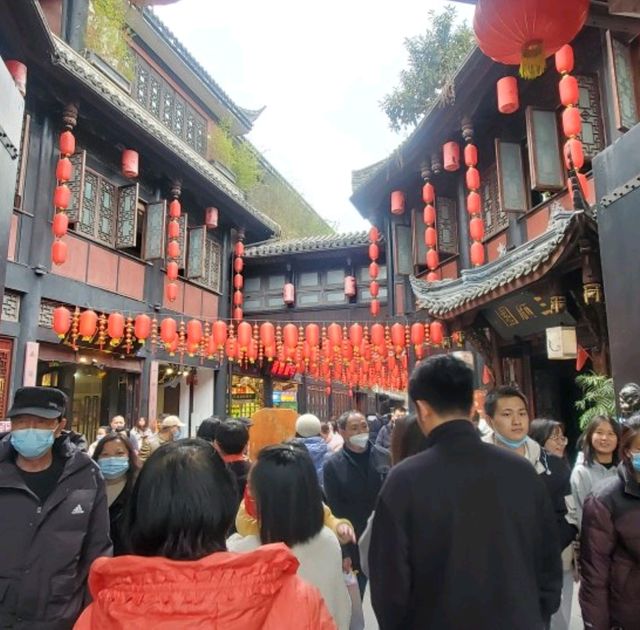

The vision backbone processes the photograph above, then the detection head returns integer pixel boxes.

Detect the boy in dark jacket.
[0,387,112,629]
[369,356,562,630]
[215,419,251,499]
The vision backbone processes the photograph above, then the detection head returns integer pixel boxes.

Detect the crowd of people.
[1,355,640,629]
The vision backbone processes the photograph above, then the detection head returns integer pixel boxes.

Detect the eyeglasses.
[549,434,568,445]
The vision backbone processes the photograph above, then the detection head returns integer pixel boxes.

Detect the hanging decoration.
[205,207,219,229]
[473,0,590,79]
[463,119,485,267]
[422,163,439,282]
[368,225,381,317]
[166,181,181,303]
[121,149,139,179]
[4,60,27,97]
[443,142,460,172]
[390,190,405,216]
[497,76,519,114]
[233,232,245,321]
[555,44,587,202]
[51,104,78,267]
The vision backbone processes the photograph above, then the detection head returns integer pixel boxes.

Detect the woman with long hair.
[228,443,351,630]
[529,419,569,460]
[580,414,640,629]
[571,416,621,526]
[75,439,335,629]
[92,433,139,555]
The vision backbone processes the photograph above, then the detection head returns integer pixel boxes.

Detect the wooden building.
[350,9,640,440]
[0,0,329,437]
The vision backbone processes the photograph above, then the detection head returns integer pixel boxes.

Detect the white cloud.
[155,0,474,232]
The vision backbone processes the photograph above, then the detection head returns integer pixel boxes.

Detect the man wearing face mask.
[0,386,112,629]
[323,410,388,595]
[148,414,185,453]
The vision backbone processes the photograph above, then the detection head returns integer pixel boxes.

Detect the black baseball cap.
[7,387,67,419]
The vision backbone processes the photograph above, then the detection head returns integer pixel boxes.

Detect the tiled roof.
[410,211,585,317]
[245,231,376,258]
[351,159,386,192]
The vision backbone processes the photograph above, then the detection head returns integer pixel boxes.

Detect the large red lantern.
[410,322,425,347]
[79,310,98,339]
[391,323,405,351]
[349,323,364,347]
[186,319,203,345]
[54,185,71,210]
[473,0,590,79]
[167,240,180,259]
[559,75,579,107]
[283,324,298,350]
[134,314,151,343]
[160,318,177,344]
[259,322,275,347]
[305,324,320,347]
[233,290,243,307]
[52,213,69,238]
[430,320,444,346]
[369,281,380,298]
[169,199,181,218]
[371,323,385,348]
[424,204,436,225]
[471,241,486,266]
[369,262,379,279]
[212,321,228,349]
[53,306,72,338]
[234,257,244,273]
[59,131,75,157]
[368,243,379,261]
[234,241,245,257]
[328,323,342,348]
[165,283,178,303]
[56,158,72,182]
[167,221,180,239]
[166,261,179,281]
[51,240,67,266]
[108,312,125,342]
[237,322,252,350]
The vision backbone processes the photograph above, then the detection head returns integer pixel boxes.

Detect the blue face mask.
[494,431,528,450]
[631,453,640,473]
[98,456,130,480]
[11,428,55,459]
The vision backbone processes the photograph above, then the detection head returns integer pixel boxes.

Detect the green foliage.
[248,173,334,238]
[575,372,616,429]
[232,142,261,192]
[380,5,475,132]
[209,121,235,171]
[85,0,134,81]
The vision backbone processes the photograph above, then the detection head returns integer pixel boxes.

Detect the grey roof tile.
[245,231,378,258]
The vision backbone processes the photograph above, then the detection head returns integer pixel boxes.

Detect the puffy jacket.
[580,464,640,630]
[296,436,332,484]
[570,459,618,527]
[0,433,112,629]
[74,543,337,630]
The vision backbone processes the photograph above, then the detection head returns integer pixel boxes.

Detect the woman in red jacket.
[580,415,640,630]
[74,438,336,630]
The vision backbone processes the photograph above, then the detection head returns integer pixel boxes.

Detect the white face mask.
[349,433,369,449]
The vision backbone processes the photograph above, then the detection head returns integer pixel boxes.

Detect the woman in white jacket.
[228,442,351,630]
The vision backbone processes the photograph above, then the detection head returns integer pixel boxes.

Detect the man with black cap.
[0,386,112,629]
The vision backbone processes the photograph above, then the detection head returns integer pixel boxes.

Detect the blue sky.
[155,1,474,232]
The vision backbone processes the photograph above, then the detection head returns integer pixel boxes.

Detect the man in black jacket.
[0,387,112,629]
[323,410,388,594]
[369,356,562,630]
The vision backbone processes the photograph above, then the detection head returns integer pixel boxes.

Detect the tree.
[575,372,616,430]
[380,5,475,132]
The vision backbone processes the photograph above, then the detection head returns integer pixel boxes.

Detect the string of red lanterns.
[368,225,381,317]
[233,236,245,321]
[51,305,459,391]
[555,44,588,200]
[166,188,181,303]
[422,168,439,281]
[51,128,77,266]
[463,124,486,267]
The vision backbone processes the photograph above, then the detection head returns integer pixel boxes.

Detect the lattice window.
[174,97,185,138]
[576,75,605,161]
[135,65,149,106]
[149,75,161,117]
[193,236,222,294]
[39,299,58,329]
[79,171,99,237]
[2,291,20,322]
[481,163,508,239]
[97,178,117,246]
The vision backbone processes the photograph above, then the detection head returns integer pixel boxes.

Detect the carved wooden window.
[116,184,139,248]
[186,228,222,293]
[132,54,207,155]
[575,75,605,160]
[525,109,564,192]
[204,237,222,294]
[437,197,458,256]
[394,225,413,276]
[607,31,639,132]
[96,178,117,246]
[187,226,207,279]
[142,200,166,260]
[67,152,86,222]
[496,139,529,210]
[481,163,508,239]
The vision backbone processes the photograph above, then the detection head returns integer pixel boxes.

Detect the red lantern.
[205,207,219,228]
[370,298,380,317]
[234,257,244,273]
[166,261,179,281]
[562,107,582,137]
[443,142,460,172]
[167,240,180,259]
[559,75,579,107]
[391,323,405,350]
[368,243,379,261]
[564,138,585,170]
[51,240,67,266]
[427,271,439,282]
[470,217,485,242]
[233,306,243,321]
[225,336,237,359]
[426,249,440,270]
[52,213,69,238]
[555,44,575,74]
[369,262,379,279]
[59,131,75,156]
[390,190,405,215]
[424,204,436,225]
[424,227,437,248]
[305,324,320,347]
[370,281,380,298]
[237,322,252,350]
[430,320,444,346]
[260,322,275,347]
[467,191,482,215]
[233,290,243,306]
[410,322,425,347]
[167,221,180,239]
[471,241,486,266]
[5,60,27,97]
[233,273,244,290]
[234,241,245,257]
[169,199,181,218]
[186,319,203,345]
[368,226,380,242]
[107,312,125,341]
[54,185,71,209]
[212,321,228,349]
[165,282,178,302]
[134,314,151,342]
[497,76,519,114]
[55,157,72,182]
[371,323,385,348]
[52,306,72,338]
[122,149,139,179]
[283,324,298,350]
[344,275,356,298]
[79,310,98,339]
[166,336,179,355]
[473,0,589,79]
[349,323,364,347]
[328,323,342,348]
[466,167,480,191]
[422,183,435,204]
[464,144,478,167]
[283,282,295,305]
